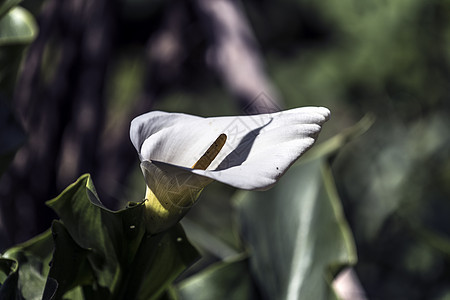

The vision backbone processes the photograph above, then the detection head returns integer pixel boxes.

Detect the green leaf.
[0,0,22,19]
[234,159,357,300]
[16,260,48,300]
[176,254,255,300]
[58,286,84,300]
[3,229,54,266]
[46,174,147,294]
[45,220,93,299]
[0,257,16,284]
[120,225,200,300]
[2,174,200,299]
[0,6,36,45]
[46,174,199,299]
[0,257,20,299]
[2,229,55,300]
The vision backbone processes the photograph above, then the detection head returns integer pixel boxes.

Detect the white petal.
[130,107,330,190]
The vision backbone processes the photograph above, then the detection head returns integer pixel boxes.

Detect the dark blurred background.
[1,0,449,299]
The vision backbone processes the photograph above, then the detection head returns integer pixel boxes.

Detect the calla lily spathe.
[130,107,330,233]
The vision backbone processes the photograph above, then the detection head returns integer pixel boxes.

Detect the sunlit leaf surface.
[235,159,356,300]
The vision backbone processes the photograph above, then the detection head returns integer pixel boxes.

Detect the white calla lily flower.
[130,107,330,233]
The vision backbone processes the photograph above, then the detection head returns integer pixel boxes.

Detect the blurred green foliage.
[0,0,36,174]
[0,4,37,95]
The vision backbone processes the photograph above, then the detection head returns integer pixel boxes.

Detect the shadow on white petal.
[216,119,272,170]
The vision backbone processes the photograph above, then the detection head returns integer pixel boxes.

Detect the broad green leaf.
[234,159,356,300]
[0,257,19,299]
[46,174,199,299]
[2,174,200,299]
[3,229,53,268]
[16,260,47,300]
[176,254,255,300]
[60,286,84,300]
[0,257,16,284]
[118,224,200,300]
[45,220,93,300]
[46,174,147,293]
[2,229,55,300]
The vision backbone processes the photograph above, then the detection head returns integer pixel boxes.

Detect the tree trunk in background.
[0,0,117,245]
[193,0,283,114]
